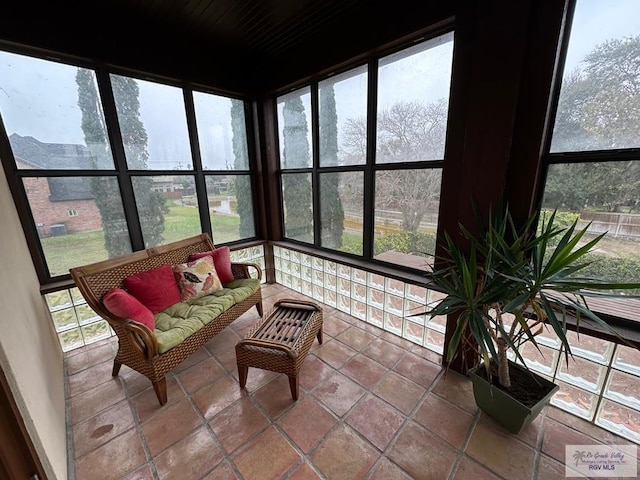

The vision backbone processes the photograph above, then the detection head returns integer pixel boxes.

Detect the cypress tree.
[76,69,130,256]
[76,71,167,256]
[282,97,313,242]
[112,75,168,248]
[319,83,344,248]
[231,100,254,238]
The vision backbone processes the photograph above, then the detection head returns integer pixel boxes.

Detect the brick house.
[11,134,102,237]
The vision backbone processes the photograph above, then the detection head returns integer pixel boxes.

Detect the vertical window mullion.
[245,99,262,241]
[183,88,212,237]
[95,68,145,251]
[363,59,378,260]
[311,82,321,247]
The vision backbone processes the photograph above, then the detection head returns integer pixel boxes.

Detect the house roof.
[10,134,95,201]
[9,134,94,170]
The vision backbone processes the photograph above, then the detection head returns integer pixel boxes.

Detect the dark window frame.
[275,27,454,276]
[537,0,640,330]
[0,47,260,286]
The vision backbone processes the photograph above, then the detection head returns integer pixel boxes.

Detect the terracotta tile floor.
[65,283,633,479]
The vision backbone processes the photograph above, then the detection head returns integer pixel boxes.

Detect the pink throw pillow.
[102,288,155,330]
[173,256,223,301]
[189,246,234,284]
[123,264,181,313]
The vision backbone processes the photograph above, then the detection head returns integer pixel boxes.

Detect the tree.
[376,169,441,232]
[543,162,640,212]
[342,116,368,165]
[581,37,640,148]
[281,96,313,242]
[110,76,168,248]
[549,69,599,152]
[342,99,447,232]
[76,70,130,256]
[230,100,255,238]
[318,83,344,249]
[376,99,447,163]
[548,35,640,212]
[76,71,168,256]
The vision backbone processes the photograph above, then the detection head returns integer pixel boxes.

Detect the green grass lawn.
[42,205,242,276]
[161,205,202,243]
[42,207,640,278]
[42,230,110,277]
[210,214,242,244]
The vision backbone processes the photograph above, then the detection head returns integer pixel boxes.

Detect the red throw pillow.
[189,247,234,284]
[102,288,155,330]
[123,264,181,313]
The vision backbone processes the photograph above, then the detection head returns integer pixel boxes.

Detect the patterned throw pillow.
[173,256,223,302]
[188,246,234,284]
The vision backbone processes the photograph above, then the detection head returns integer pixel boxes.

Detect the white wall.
[0,165,67,479]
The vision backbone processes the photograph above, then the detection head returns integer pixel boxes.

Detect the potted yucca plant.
[424,203,640,434]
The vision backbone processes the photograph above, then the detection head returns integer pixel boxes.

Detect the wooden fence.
[579,212,640,240]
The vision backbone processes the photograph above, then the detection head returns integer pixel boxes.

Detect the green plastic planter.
[468,361,559,434]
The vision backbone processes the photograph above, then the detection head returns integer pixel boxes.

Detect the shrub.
[578,254,640,295]
[373,231,436,257]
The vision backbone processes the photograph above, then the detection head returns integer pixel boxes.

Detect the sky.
[563,0,640,74]
[1,0,639,170]
[275,32,454,166]
[0,53,239,171]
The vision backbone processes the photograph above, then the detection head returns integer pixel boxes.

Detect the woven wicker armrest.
[110,318,160,359]
[231,262,263,281]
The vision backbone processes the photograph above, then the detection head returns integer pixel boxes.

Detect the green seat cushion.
[153,278,260,353]
[153,313,206,354]
[221,278,261,303]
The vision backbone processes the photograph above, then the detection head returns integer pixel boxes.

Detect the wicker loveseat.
[69,233,263,405]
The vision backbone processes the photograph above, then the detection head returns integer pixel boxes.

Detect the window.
[205,174,255,244]
[193,91,256,243]
[193,92,249,170]
[111,75,192,170]
[276,31,454,270]
[131,175,202,246]
[278,88,314,244]
[0,51,257,282]
[0,52,133,275]
[542,0,640,321]
[539,0,640,443]
[318,67,367,254]
[376,36,452,164]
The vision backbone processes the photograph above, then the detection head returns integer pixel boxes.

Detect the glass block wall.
[273,245,447,356]
[44,245,265,353]
[274,244,640,445]
[46,287,112,352]
[515,329,640,444]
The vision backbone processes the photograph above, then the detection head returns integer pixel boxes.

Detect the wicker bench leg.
[288,375,299,400]
[255,302,263,317]
[238,364,249,389]
[317,326,323,345]
[112,360,122,376]
[152,378,168,406]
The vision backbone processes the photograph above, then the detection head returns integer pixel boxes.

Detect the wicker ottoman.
[235,298,323,400]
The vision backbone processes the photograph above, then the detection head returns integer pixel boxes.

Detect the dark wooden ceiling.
[0,0,455,94]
